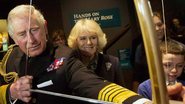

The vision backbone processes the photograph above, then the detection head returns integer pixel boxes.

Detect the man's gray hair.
[7,5,45,37]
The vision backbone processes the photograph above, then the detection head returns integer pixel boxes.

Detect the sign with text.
[118,48,132,69]
[71,8,121,28]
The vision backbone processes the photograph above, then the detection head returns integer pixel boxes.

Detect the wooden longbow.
[134,0,169,104]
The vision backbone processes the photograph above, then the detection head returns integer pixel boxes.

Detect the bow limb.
[134,0,169,104]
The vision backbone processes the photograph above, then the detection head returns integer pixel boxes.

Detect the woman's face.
[76,32,98,57]
[153,16,165,40]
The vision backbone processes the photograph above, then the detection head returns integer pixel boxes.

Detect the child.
[137,39,185,100]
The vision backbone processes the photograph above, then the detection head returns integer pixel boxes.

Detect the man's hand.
[10,75,33,103]
[167,82,185,103]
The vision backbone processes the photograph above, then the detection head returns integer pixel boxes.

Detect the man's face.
[76,32,98,57]
[162,53,185,82]
[11,15,47,57]
[153,16,165,40]
[172,18,180,27]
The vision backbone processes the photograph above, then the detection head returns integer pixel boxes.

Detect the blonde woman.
[68,19,125,86]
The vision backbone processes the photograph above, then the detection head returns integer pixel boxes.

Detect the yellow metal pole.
[134,0,169,104]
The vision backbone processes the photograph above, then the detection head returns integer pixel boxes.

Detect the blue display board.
[71,8,121,28]
[118,48,132,69]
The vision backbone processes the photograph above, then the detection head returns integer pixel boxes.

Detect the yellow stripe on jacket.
[98,83,138,103]
[0,84,8,104]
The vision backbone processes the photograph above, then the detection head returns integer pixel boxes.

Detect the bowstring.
[161,0,176,85]
[161,0,169,85]
[161,0,168,54]
[25,0,33,75]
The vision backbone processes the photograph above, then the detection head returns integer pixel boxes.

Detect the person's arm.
[98,83,151,104]
[0,76,32,104]
[137,80,152,100]
[0,84,9,104]
[114,57,125,86]
[64,55,151,104]
[0,45,19,104]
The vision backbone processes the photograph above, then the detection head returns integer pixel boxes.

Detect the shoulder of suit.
[1,44,19,73]
[8,44,17,49]
[55,45,73,58]
[58,45,72,51]
[5,44,18,54]
[100,53,118,60]
[8,44,22,54]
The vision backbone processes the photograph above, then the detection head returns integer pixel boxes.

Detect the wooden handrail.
[103,24,130,53]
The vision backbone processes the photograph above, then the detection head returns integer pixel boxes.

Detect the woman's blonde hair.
[68,19,107,52]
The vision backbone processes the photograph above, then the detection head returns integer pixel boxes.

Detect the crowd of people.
[0,4,185,104]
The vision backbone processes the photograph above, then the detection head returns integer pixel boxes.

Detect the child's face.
[162,53,185,82]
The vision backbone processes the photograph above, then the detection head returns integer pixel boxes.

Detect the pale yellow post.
[134,0,169,104]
